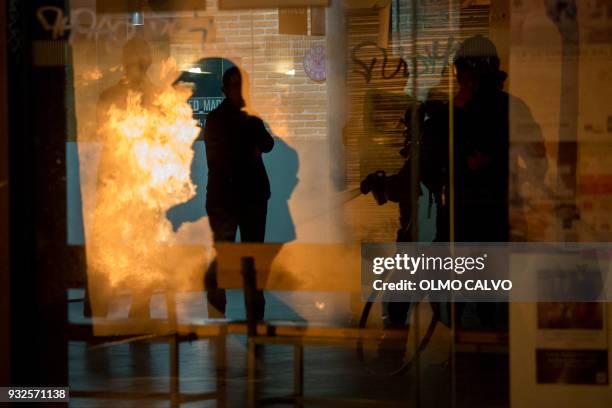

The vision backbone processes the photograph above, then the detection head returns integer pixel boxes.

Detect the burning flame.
[88,84,200,289]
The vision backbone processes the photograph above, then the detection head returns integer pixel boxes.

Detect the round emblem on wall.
[303,45,326,82]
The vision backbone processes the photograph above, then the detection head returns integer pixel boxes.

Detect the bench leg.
[215,336,227,408]
[169,333,179,408]
[247,338,257,408]
[293,344,304,408]
[165,289,178,328]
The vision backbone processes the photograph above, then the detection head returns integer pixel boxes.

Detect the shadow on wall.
[166,139,208,231]
[263,135,299,243]
[166,135,299,246]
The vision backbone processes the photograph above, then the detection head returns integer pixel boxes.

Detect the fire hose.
[356,260,440,377]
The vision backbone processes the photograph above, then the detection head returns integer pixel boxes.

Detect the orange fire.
[88,83,200,289]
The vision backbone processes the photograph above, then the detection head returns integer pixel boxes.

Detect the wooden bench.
[67,241,509,406]
[63,242,364,406]
[70,241,514,407]
[215,244,411,407]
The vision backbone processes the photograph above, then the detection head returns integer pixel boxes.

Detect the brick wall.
[185,1,328,140]
[69,0,327,141]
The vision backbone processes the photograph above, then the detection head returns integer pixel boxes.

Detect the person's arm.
[202,111,222,168]
[249,116,274,153]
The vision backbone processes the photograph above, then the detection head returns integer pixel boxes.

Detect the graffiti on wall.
[351,36,459,84]
[36,6,215,52]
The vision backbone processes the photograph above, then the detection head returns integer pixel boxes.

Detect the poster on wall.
[509,1,612,405]
[536,303,608,385]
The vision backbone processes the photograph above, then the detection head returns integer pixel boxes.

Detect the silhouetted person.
[422,35,546,245]
[204,67,274,320]
[90,38,159,319]
[362,35,547,332]
[423,35,546,329]
[97,38,158,120]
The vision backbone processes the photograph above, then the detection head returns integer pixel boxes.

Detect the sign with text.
[362,242,612,302]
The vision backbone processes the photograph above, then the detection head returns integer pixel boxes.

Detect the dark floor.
[67,290,509,408]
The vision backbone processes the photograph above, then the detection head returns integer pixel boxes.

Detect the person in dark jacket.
[362,35,547,334]
[203,66,274,320]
